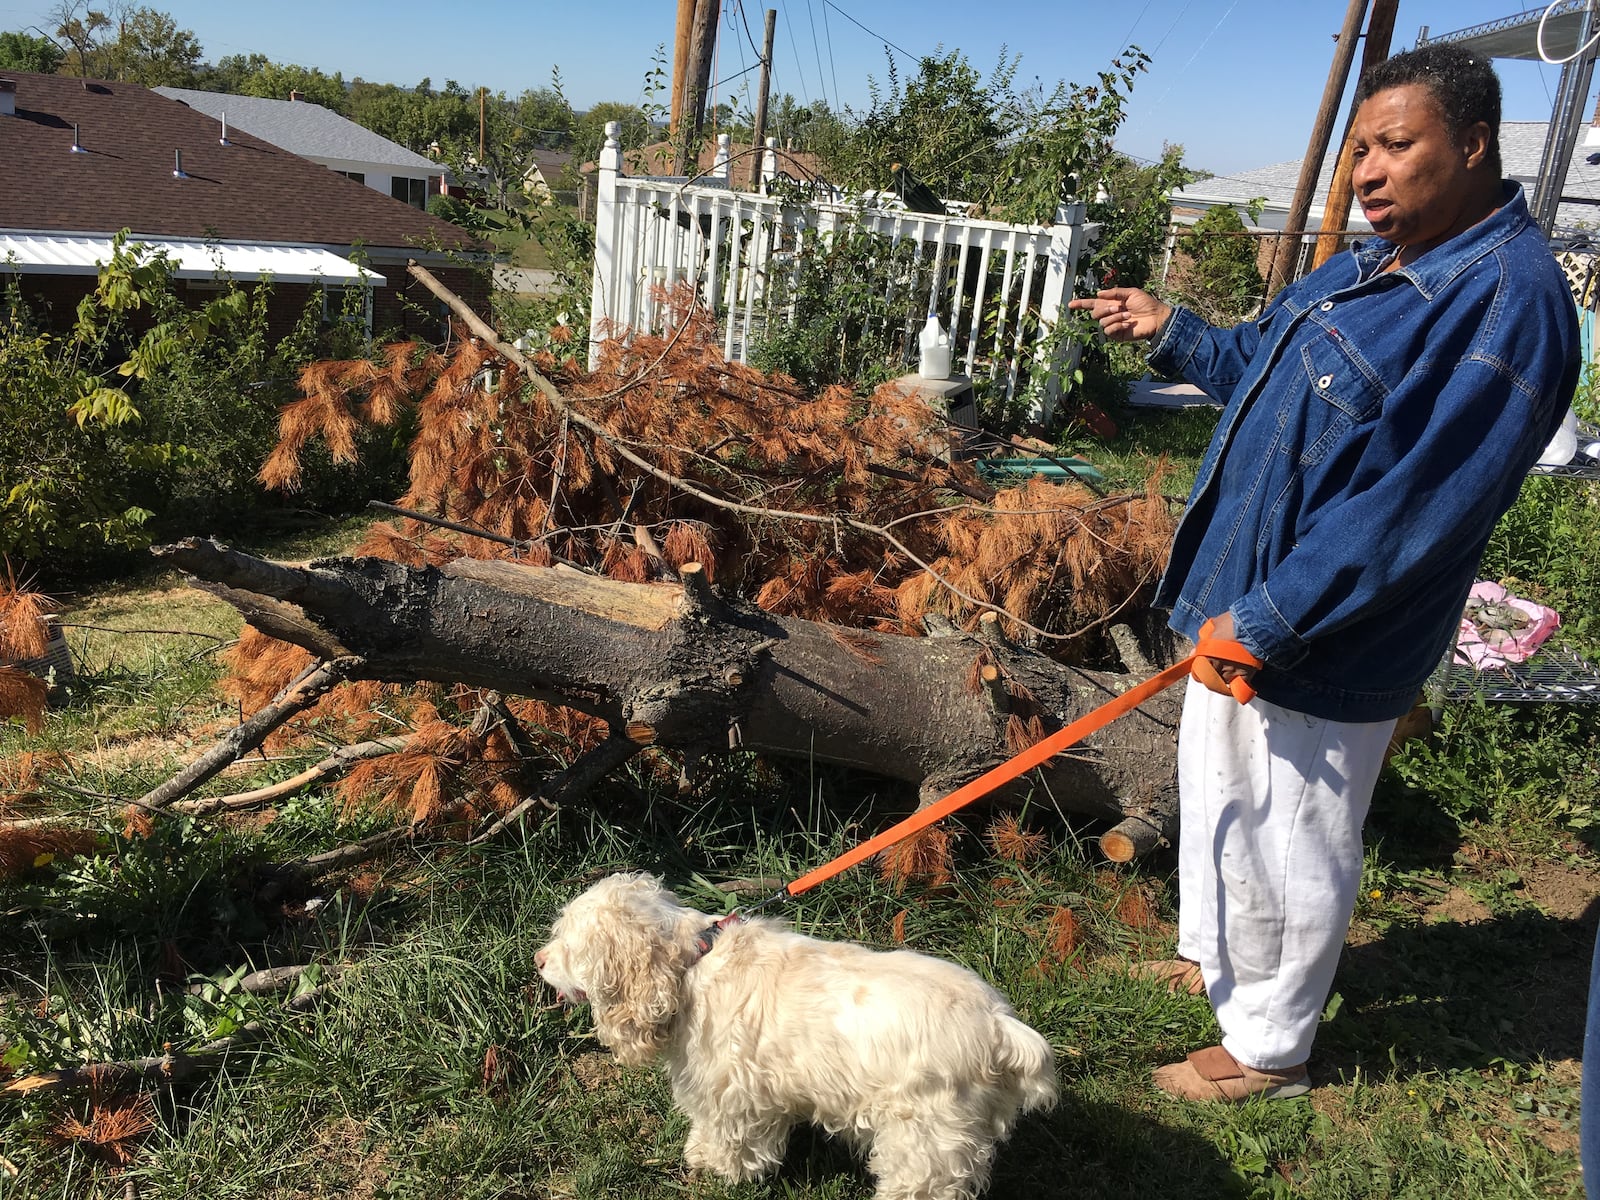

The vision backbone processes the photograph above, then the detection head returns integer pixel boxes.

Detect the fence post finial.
[713,133,731,181]
[601,120,622,175]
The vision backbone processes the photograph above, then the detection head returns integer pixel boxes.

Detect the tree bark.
[153,538,1183,855]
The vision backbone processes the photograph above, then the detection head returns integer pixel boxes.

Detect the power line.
[1149,0,1197,56]
[735,0,765,60]
[819,0,840,115]
[725,0,750,105]
[1148,0,1243,110]
[820,0,920,65]
[1114,0,1155,55]
[803,0,830,109]
[779,2,810,104]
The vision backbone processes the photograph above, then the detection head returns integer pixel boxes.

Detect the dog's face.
[535,873,696,1065]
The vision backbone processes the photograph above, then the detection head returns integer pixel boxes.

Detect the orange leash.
[780,621,1260,900]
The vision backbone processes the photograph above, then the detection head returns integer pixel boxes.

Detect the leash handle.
[1195,617,1260,703]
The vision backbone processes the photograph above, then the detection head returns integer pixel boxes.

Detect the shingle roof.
[0,71,474,251]
[1175,120,1600,234]
[153,85,441,173]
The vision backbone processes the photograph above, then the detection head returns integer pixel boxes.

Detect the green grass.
[2,445,1598,1199]
[1057,404,1221,497]
[482,209,556,273]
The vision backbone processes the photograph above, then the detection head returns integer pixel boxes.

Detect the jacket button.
[1319,301,1334,311]
[1317,373,1333,389]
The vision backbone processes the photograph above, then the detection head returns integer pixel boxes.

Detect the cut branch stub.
[678,561,716,617]
[977,610,1012,651]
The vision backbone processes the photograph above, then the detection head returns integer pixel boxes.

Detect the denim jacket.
[1148,184,1579,722]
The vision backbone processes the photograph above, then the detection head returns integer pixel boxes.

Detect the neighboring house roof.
[153,85,441,174]
[1174,120,1600,236]
[0,71,473,253]
[526,148,573,177]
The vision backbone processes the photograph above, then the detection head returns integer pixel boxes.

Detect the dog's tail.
[994,1013,1058,1112]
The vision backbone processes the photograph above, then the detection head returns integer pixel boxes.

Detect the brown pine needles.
[49,1091,156,1167]
[225,292,1176,825]
[0,567,54,733]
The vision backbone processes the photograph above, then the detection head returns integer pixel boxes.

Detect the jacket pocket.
[1300,334,1387,426]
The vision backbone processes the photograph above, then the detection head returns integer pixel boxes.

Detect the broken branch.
[133,658,363,812]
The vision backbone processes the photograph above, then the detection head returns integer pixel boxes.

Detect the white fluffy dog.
[535,872,1056,1200]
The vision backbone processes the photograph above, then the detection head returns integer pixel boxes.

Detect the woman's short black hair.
[1355,43,1502,175]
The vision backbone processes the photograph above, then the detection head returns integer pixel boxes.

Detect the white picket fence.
[586,122,1097,423]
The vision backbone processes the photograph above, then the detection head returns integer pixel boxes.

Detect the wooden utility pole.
[677,0,719,174]
[669,0,696,140]
[748,9,777,189]
[478,87,486,161]
[1313,0,1399,268]
[1266,0,1370,295]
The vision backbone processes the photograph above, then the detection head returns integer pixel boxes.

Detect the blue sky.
[0,1,1590,175]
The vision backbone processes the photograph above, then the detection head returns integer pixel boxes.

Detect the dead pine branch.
[255,827,417,902]
[403,261,1094,644]
[473,731,645,843]
[184,963,345,998]
[132,657,364,813]
[171,737,410,816]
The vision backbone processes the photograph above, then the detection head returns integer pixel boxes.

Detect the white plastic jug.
[1538,405,1579,467]
[918,314,952,379]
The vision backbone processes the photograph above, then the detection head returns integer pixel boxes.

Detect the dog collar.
[691,912,742,960]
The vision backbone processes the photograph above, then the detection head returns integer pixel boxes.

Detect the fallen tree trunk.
[154,537,1184,857]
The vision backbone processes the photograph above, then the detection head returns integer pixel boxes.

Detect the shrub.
[0,236,407,576]
[1167,204,1267,326]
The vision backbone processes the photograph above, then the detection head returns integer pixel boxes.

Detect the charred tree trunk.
[155,538,1182,857]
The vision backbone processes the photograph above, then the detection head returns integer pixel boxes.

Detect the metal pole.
[1266,0,1370,295]
[1532,3,1599,234]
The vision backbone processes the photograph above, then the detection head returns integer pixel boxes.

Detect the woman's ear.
[1462,120,1492,171]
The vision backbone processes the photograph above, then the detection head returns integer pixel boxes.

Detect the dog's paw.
[683,1133,764,1183]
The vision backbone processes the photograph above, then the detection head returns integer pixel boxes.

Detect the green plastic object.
[974,456,1104,485]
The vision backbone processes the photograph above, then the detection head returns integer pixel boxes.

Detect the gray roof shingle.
[153,85,441,173]
[0,71,474,252]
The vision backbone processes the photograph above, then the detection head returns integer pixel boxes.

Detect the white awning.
[0,233,384,285]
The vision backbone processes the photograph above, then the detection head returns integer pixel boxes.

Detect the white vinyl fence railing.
[586,122,1097,424]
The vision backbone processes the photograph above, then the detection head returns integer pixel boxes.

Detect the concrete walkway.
[1126,378,1219,409]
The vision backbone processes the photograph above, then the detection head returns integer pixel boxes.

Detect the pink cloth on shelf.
[1455,580,1560,669]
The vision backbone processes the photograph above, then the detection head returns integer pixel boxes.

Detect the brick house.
[0,71,487,339]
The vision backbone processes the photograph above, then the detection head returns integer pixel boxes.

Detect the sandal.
[1128,957,1207,996]
[1152,1045,1311,1102]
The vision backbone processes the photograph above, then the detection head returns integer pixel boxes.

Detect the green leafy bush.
[0,235,404,574]
[1167,203,1267,326]
[748,212,919,393]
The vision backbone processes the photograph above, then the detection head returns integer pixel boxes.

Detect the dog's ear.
[583,901,686,1065]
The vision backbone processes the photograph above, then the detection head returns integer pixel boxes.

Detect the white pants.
[1175,679,1397,1070]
